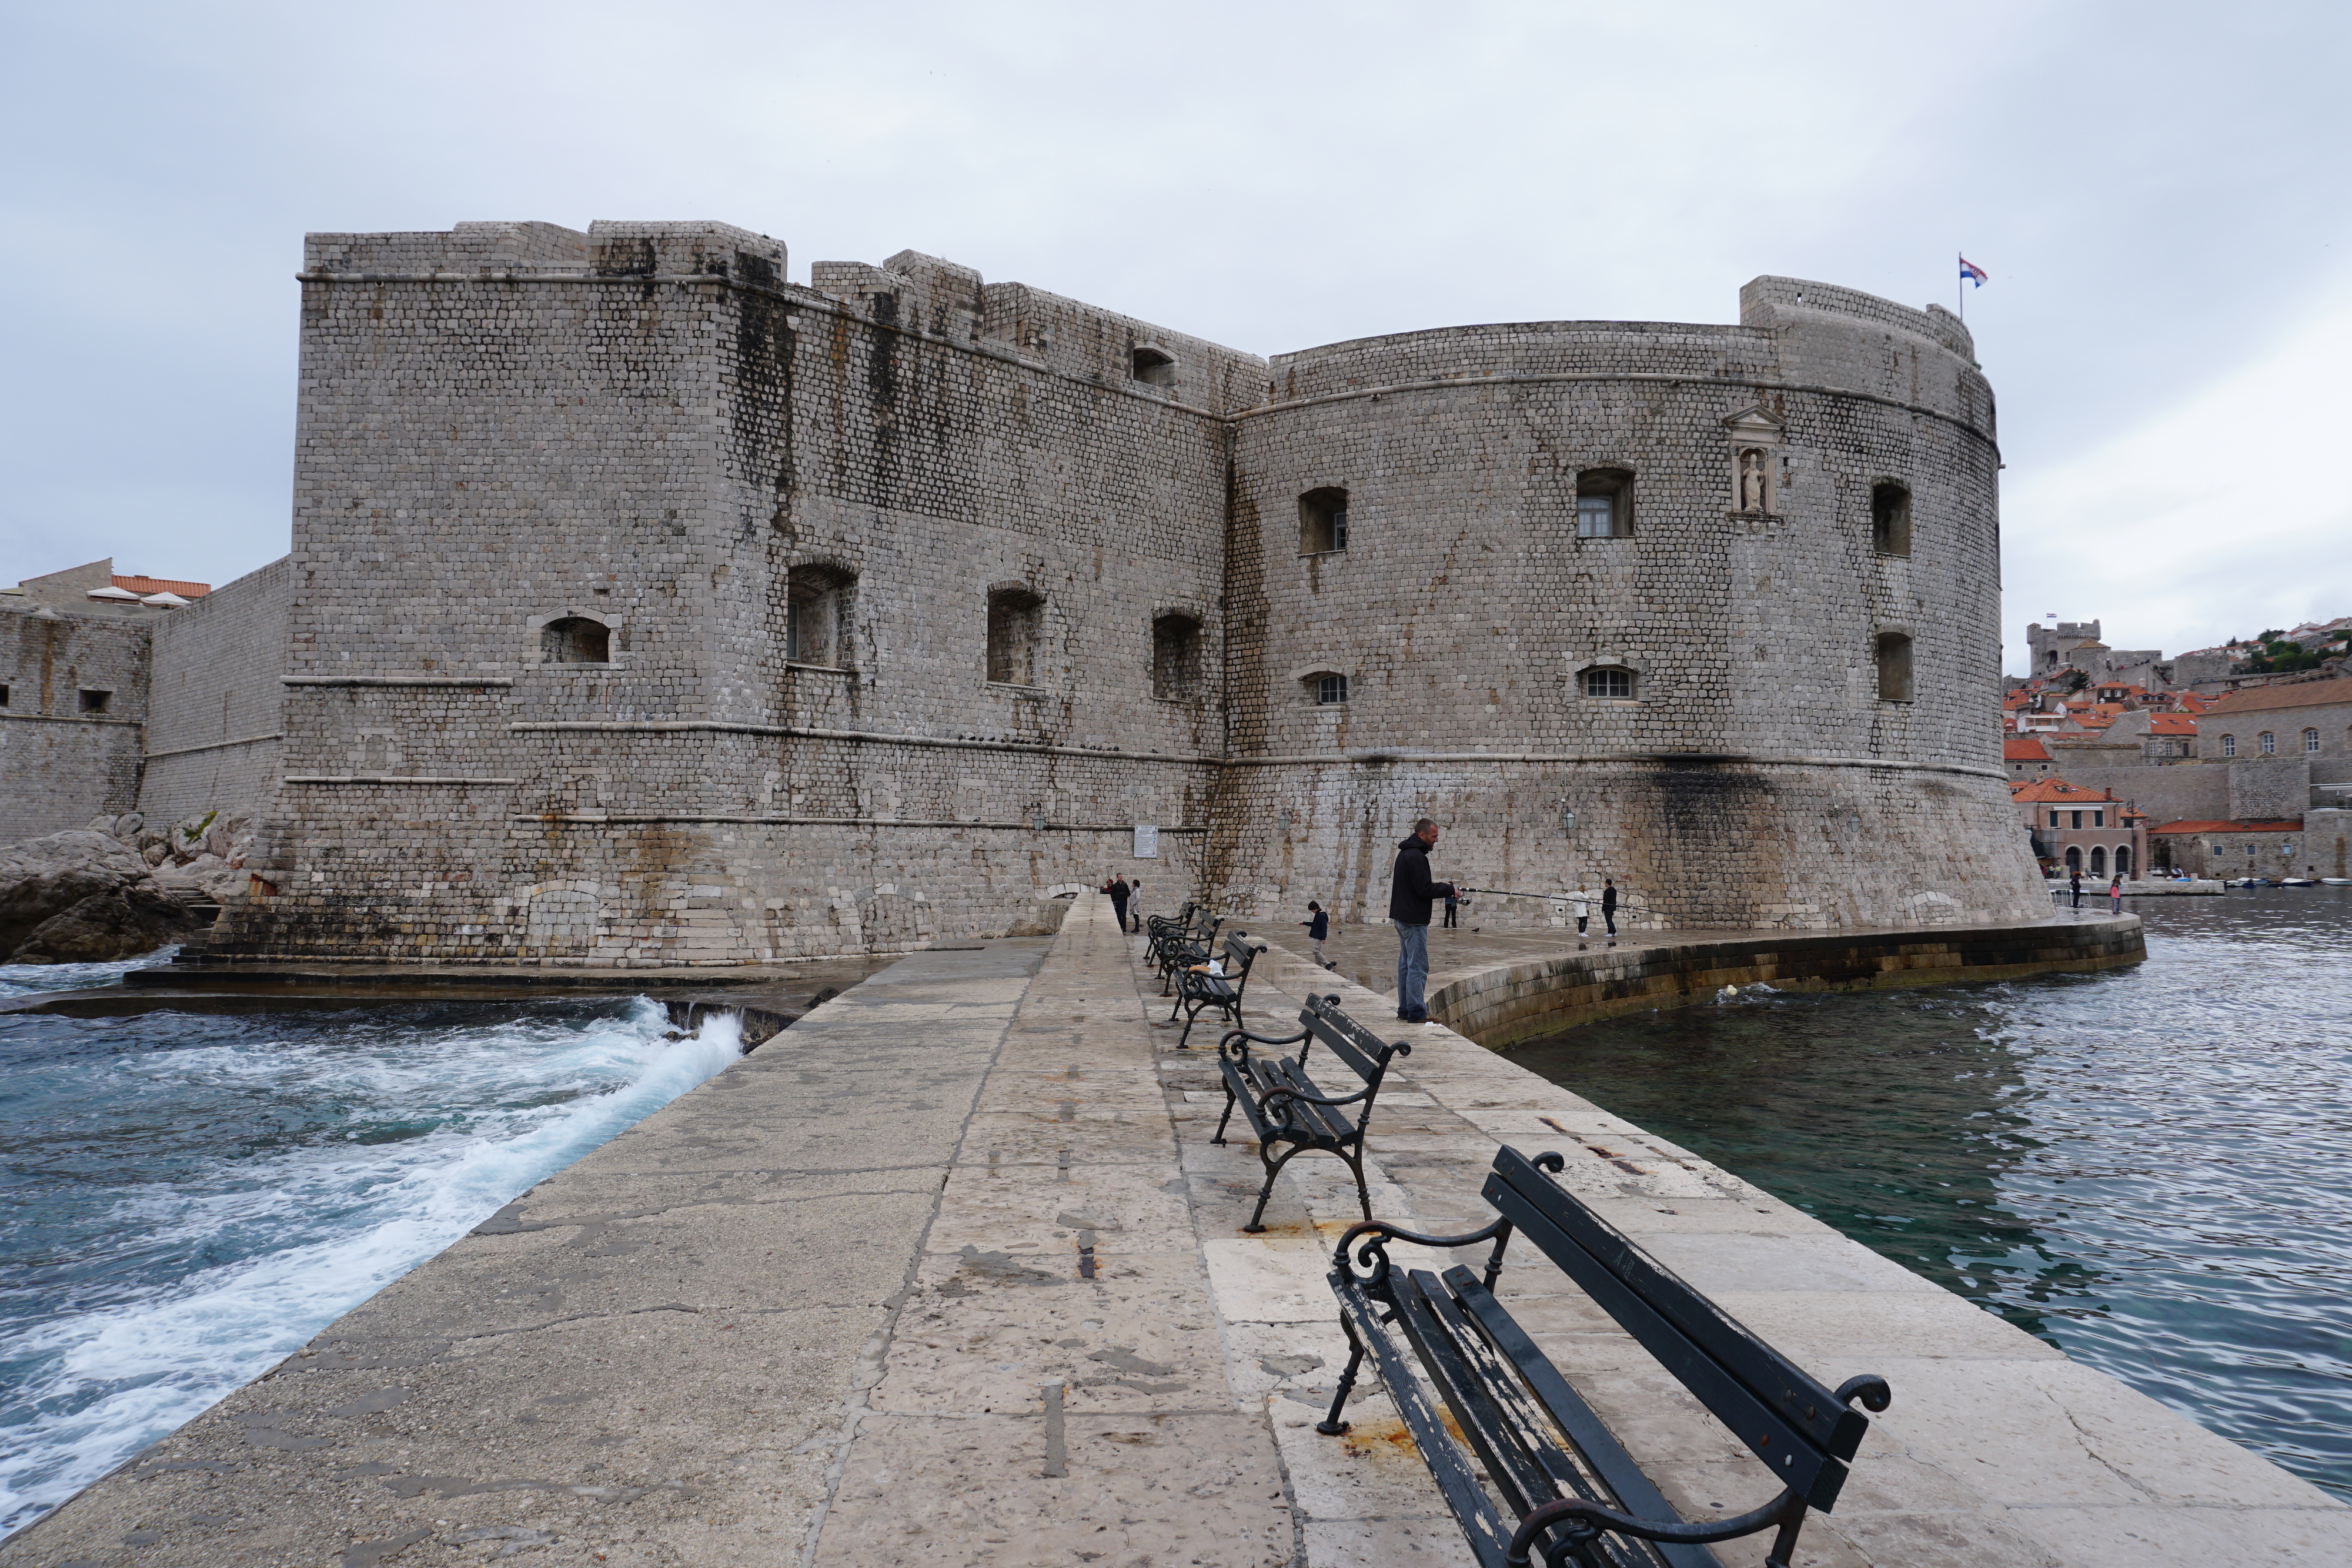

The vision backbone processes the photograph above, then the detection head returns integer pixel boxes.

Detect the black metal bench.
[1151,908,1221,995]
[1211,992,1411,1232]
[1169,930,1265,1048]
[1320,1144,1890,1568]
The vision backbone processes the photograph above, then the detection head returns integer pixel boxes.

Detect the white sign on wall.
[1132,824,1159,859]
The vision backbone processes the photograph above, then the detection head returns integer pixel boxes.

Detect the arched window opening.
[1131,345,1176,387]
[1299,488,1349,555]
[1576,469,1633,538]
[2089,845,2107,876]
[1872,482,1913,557]
[2064,846,2082,874]
[2116,845,2134,877]
[2304,727,2321,754]
[1875,633,1914,701]
[2220,733,2237,758]
[2259,731,2276,755]
[1151,613,1202,700]
[1582,666,1635,700]
[786,563,856,668]
[1303,671,1348,706]
[542,616,610,664]
[986,586,1044,687]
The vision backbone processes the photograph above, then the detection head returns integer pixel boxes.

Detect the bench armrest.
[1333,1215,1515,1292]
[1216,1025,1310,1060]
[1263,1084,1371,1110]
[1506,1487,1806,1568]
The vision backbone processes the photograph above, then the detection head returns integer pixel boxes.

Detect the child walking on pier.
[1301,901,1332,968]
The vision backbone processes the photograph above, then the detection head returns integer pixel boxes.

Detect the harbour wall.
[1431,912,2146,1050]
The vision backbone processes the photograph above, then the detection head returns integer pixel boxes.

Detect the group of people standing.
[1104,819,1621,1029]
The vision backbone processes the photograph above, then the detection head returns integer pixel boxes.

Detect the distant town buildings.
[2003,615,2352,881]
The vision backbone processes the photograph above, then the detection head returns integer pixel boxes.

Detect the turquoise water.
[1511,887,2352,1502]
[0,960,741,1537]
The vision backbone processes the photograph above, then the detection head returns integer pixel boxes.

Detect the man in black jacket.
[1388,818,1457,1024]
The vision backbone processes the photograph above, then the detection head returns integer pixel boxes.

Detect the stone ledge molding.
[283,675,516,688]
[141,731,286,761]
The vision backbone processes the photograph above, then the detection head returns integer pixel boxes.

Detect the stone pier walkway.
[8,895,2345,1567]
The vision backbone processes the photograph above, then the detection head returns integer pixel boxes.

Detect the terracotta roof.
[2203,678,2352,715]
[112,573,211,597]
[2004,737,2051,761]
[2012,778,2121,803]
[2147,713,2197,734]
[2147,818,2304,835]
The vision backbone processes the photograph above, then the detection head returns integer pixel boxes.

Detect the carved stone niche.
[1722,404,1786,526]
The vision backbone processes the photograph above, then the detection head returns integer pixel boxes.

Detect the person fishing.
[1388,818,1457,1025]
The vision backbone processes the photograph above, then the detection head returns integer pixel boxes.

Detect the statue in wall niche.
[1738,447,1769,513]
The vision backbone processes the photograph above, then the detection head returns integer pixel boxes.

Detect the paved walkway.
[10,896,2347,1567]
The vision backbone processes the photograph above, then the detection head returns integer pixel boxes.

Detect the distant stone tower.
[205,222,2045,965]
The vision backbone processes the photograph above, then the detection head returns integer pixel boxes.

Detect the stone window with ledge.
[2220,733,2237,757]
[785,563,856,668]
[78,688,111,714]
[1299,488,1349,554]
[1131,345,1176,387]
[1305,672,1348,706]
[1872,481,1912,557]
[540,616,610,664]
[2260,731,2276,755]
[986,585,1044,687]
[2304,727,2321,754]
[1581,666,1635,699]
[1875,632,1914,701]
[1151,613,1202,700]
[1575,469,1633,538]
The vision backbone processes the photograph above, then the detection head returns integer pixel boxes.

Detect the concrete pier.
[6,898,2342,1567]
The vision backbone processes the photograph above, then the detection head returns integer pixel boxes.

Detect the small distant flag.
[1959,256,1990,287]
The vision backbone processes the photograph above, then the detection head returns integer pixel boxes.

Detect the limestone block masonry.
[178,220,2047,964]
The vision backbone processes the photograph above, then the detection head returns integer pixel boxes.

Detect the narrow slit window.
[1875,633,1914,701]
[1872,482,1912,556]
[1576,469,1633,537]
[1299,488,1349,554]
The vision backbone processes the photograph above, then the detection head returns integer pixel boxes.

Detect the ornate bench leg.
[1340,1145,1374,1223]
[1245,1143,1300,1233]
[1317,1323,1367,1436]
[1211,1084,1239,1145]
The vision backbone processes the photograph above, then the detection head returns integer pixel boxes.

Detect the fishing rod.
[1451,884,1674,919]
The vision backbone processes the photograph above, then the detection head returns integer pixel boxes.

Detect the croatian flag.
[1960,256,1990,287]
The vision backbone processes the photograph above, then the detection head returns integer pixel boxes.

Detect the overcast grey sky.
[4,1,2346,672]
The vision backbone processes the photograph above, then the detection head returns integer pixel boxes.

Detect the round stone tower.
[1211,277,2046,931]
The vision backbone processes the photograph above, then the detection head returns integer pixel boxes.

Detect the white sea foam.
[0,999,745,1537]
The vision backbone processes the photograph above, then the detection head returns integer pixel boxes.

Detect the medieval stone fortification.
[11,218,2050,963]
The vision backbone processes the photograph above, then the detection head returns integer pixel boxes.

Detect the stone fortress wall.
[148,216,2046,964]
[138,558,293,826]
[0,604,151,845]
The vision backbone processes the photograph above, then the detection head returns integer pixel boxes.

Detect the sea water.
[0,958,742,1537]
[1513,887,2352,1501]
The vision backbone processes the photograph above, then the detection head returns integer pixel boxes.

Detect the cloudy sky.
[4,0,2346,672]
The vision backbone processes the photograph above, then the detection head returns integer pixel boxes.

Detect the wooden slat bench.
[1211,992,1411,1232]
[1168,930,1265,1048]
[1150,907,1221,996]
[1319,1144,1891,1568]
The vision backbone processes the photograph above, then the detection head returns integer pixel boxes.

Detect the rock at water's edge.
[0,830,158,955]
[10,886,194,964]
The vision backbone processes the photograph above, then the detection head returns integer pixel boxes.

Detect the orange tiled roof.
[2147,818,2304,835]
[111,574,211,597]
[2012,778,2121,803]
[2147,713,2197,734]
[2202,678,2352,716]
[2004,737,2052,761]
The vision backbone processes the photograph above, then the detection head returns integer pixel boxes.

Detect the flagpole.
[1957,252,1964,323]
